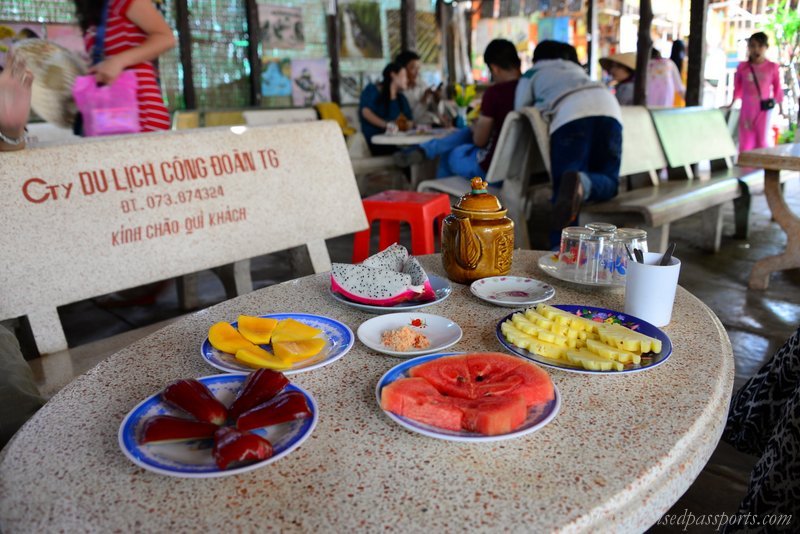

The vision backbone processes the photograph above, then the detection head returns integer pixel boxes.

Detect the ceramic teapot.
[441,177,514,284]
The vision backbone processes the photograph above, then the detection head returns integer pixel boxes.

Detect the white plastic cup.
[624,252,681,327]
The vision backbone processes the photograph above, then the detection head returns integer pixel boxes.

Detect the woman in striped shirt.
[74,0,175,132]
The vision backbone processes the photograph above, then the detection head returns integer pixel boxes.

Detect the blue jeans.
[549,116,622,203]
[419,128,487,180]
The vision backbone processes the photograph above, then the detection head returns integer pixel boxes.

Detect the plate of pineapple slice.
[496,303,672,374]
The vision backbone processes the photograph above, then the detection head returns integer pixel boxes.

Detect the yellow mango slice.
[209,322,261,354]
[273,338,326,362]
[235,347,292,370]
[586,338,641,364]
[237,315,279,345]
[565,349,625,371]
[271,319,323,343]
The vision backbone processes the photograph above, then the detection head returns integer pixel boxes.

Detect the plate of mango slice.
[496,303,672,374]
[201,313,354,375]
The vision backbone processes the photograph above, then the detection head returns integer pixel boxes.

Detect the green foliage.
[764,0,800,50]
[778,124,797,144]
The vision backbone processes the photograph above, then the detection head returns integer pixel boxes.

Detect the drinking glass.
[558,227,594,280]
[575,230,615,284]
[611,228,648,283]
[584,222,617,233]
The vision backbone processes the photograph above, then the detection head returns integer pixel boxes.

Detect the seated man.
[395,39,521,182]
[516,41,623,244]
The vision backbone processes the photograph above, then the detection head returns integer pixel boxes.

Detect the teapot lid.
[455,177,504,213]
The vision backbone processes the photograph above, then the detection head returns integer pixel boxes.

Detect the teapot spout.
[454,217,482,270]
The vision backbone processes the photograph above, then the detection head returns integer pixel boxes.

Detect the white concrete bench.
[0,121,367,355]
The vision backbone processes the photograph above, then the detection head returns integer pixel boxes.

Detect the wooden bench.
[0,121,367,355]
[524,106,759,252]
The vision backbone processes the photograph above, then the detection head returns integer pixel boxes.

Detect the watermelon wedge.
[383,353,556,436]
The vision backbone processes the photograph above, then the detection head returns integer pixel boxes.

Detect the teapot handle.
[454,217,482,270]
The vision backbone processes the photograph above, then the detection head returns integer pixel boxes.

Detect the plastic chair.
[352,190,451,262]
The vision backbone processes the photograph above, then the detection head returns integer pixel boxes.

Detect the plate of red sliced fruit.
[376,352,560,442]
[118,370,317,478]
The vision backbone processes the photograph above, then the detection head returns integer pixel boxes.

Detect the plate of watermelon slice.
[329,243,452,314]
[376,352,561,442]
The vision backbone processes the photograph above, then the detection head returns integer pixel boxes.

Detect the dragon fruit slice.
[331,264,424,306]
[361,243,408,272]
[402,257,436,302]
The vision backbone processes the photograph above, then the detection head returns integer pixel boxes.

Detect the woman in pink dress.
[733,32,783,152]
[74,0,175,132]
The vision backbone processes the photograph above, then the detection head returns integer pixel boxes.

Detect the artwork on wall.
[261,58,292,97]
[538,17,571,44]
[338,1,383,59]
[387,10,440,64]
[257,4,305,50]
[340,72,361,105]
[291,58,330,106]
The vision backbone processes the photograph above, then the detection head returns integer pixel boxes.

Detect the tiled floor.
[18,175,800,530]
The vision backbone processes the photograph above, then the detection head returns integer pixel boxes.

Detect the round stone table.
[0,251,734,532]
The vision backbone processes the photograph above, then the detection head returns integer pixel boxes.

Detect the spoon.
[624,244,634,261]
[633,248,644,264]
[659,243,677,266]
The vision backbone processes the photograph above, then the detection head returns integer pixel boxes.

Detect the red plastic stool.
[352,190,452,263]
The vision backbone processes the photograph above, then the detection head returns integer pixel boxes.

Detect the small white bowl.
[357,313,462,357]
[470,276,555,307]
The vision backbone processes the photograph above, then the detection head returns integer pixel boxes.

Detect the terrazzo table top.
[0,251,734,533]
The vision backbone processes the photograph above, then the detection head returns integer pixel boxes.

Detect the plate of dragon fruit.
[330,244,452,314]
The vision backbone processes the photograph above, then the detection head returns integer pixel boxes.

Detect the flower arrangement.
[454,84,476,107]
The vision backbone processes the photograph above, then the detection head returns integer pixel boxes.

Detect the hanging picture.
[258,4,305,50]
[386,9,441,64]
[338,1,383,59]
[261,58,292,97]
[340,72,361,105]
[291,58,330,106]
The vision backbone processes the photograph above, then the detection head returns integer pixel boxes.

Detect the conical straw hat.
[599,52,637,73]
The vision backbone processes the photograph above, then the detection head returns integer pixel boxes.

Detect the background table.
[372,129,454,189]
[738,143,800,289]
[0,251,734,532]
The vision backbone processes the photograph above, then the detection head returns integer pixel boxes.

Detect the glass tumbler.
[575,230,615,284]
[584,222,617,233]
[611,228,648,283]
[558,227,594,280]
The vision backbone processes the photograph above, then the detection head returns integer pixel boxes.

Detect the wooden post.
[440,0,456,84]
[634,0,653,105]
[244,0,261,107]
[685,0,708,106]
[400,0,416,52]
[174,0,196,109]
[586,0,598,78]
[326,0,342,104]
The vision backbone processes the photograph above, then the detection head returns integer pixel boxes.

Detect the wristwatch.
[0,129,25,146]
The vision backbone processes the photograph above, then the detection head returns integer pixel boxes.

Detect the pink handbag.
[72,71,140,136]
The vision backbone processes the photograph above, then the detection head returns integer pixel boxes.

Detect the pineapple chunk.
[511,314,575,348]
[523,308,554,329]
[501,321,569,361]
[565,349,625,371]
[535,303,596,332]
[597,324,662,354]
[585,338,641,364]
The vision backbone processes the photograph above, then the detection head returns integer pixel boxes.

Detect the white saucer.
[470,276,555,307]
[357,313,462,357]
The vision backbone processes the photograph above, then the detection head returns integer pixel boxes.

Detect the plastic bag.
[72,71,140,136]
